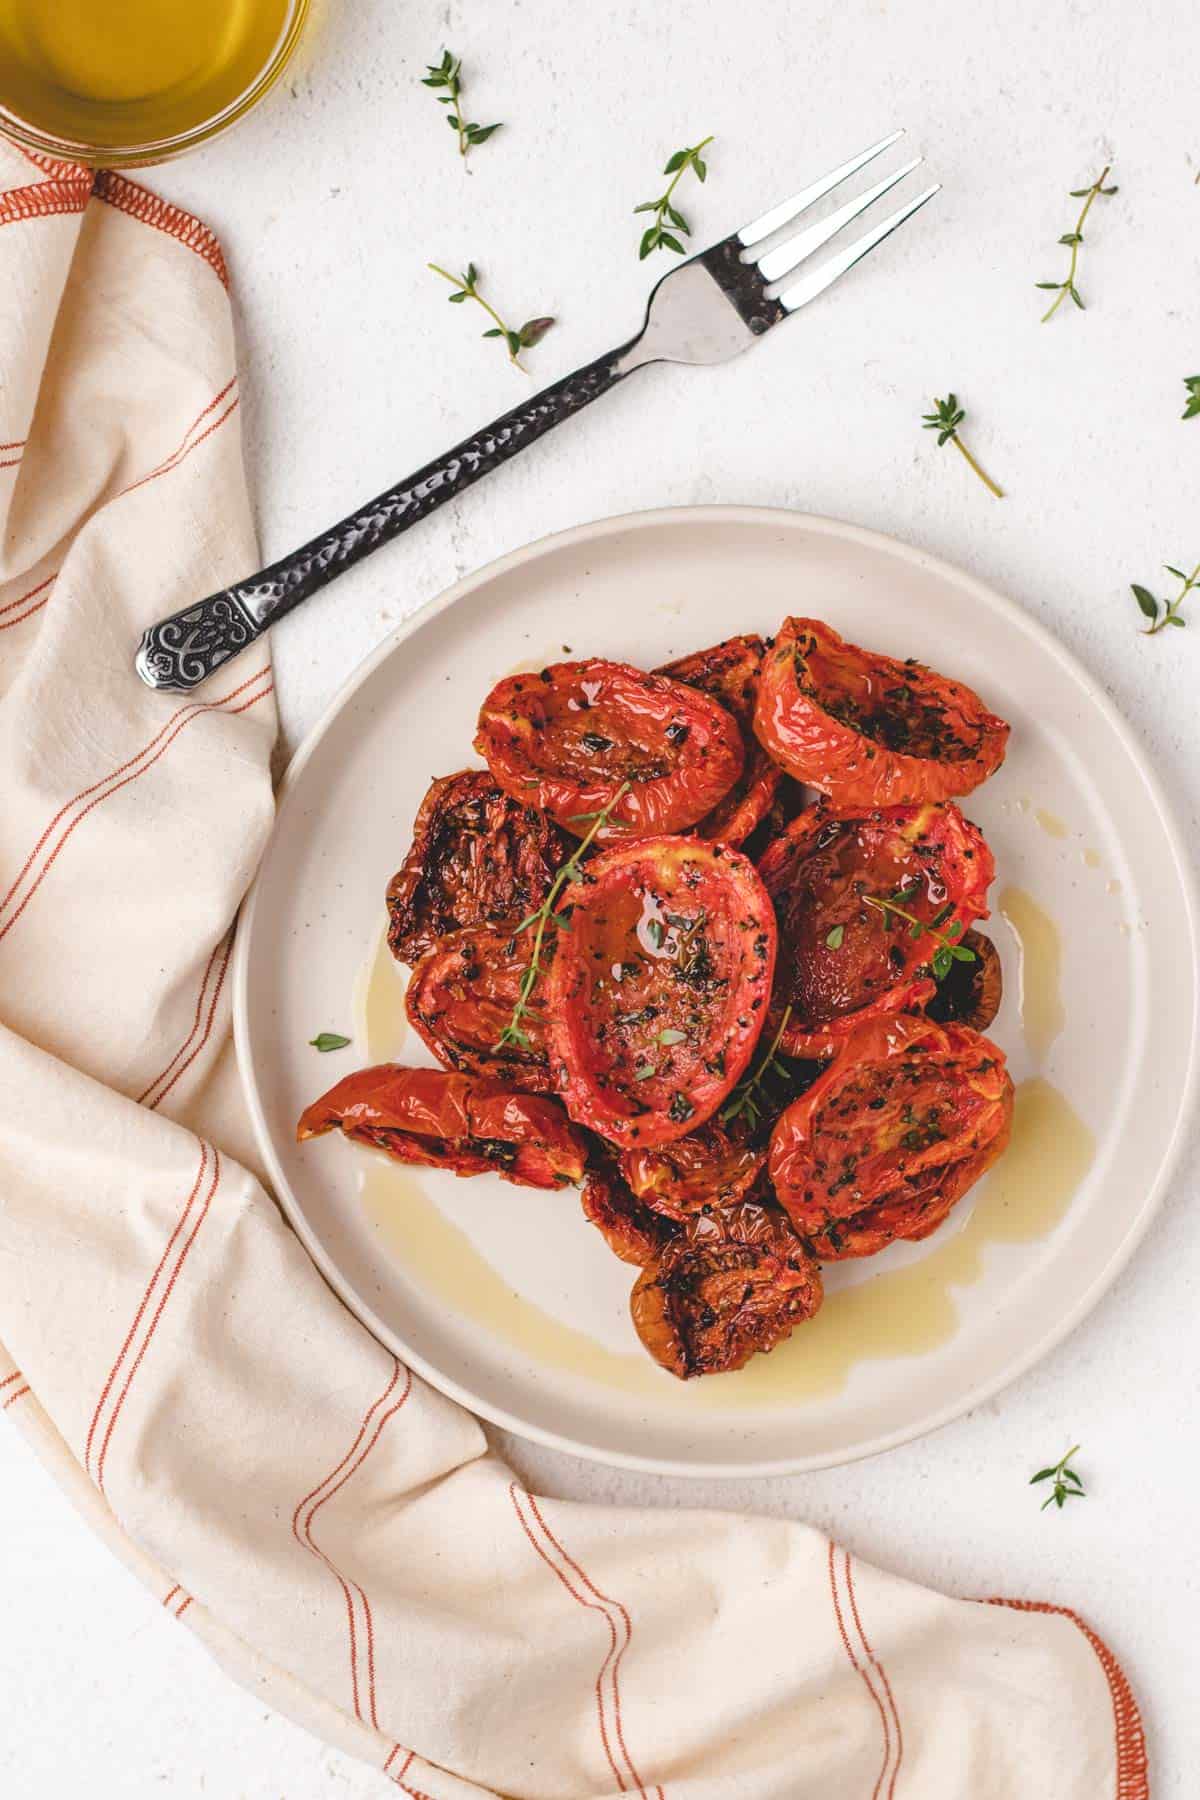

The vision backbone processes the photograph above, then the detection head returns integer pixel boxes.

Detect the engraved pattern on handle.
[136,346,631,691]
[135,593,258,692]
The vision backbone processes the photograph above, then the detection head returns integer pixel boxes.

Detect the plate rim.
[233,503,1200,1478]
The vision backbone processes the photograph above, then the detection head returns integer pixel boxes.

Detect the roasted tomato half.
[297,1064,587,1190]
[757,801,995,1057]
[924,929,1003,1033]
[754,618,1010,807]
[656,635,781,845]
[620,1120,765,1220]
[768,1015,1013,1254]
[386,770,568,965]
[630,1217,823,1378]
[581,1155,674,1266]
[406,926,551,1092]
[547,837,777,1148]
[474,659,744,840]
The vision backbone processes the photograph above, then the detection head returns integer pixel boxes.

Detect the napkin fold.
[0,141,1148,1799]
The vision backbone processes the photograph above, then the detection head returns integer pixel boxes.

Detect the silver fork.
[136,133,937,691]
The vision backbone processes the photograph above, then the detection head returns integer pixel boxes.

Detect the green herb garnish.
[309,1032,351,1052]
[922,394,1004,498]
[497,782,631,1050]
[1182,376,1200,420]
[634,136,713,259]
[1131,559,1200,635]
[862,894,976,982]
[825,925,845,949]
[428,263,554,371]
[720,1006,794,1130]
[1036,165,1117,321]
[421,50,501,162]
[1030,1444,1086,1512]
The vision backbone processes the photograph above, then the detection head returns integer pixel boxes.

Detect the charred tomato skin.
[405,926,551,1092]
[754,617,1010,808]
[656,635,781,845]
[630,1227,823,1379]
[474,658,744,840]
[757,800,995,1057]
[387,770,568,965]
[297,1063,587,1190]
[924,928,1003,1033]
[620,1121,765,1220]
[581,1155,674,1266]
[768,1014,1013,1249]
[547,835,777,1149]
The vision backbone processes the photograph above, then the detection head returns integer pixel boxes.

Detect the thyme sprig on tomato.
[862,888,978,982]
[496,782,631,1051]
[719,1006,794,1131]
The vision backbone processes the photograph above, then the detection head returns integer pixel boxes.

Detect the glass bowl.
[0,0,309,168]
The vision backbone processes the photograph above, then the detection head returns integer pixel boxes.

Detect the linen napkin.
[0,139,1149,1800]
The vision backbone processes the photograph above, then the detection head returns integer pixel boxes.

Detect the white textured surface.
[3,0,1199,1793]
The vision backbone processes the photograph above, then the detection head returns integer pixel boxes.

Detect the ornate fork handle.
[135,344,633,691]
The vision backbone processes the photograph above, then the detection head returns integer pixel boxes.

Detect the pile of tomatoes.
[299,618,1014,1381]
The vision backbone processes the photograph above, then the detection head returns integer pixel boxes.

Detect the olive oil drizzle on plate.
[353,884,1093,1406]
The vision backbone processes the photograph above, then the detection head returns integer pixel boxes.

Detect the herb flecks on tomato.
[656,635,781,845]
[386,770,568,965]
[620,1120,765,1219]
[297,1064,587,1190]
[406,926,552,1091]
[768,1015,1013,1255]
[630,1217,823,1378]
[547,836,776,1147]
[758,801,995,1056]
[754,617,1009,807]
[475,658,744,839]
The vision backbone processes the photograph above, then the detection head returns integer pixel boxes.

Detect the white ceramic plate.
[234,507,1198,1477]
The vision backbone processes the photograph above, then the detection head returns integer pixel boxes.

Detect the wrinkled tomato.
[474,658,744,840]
[547,836,776,1148]
[754,618,1010,807]
[804,1146,996,1259]
[387,770,568,965]
[620,1120,765,1220]
[924,928,1003,1033]
[757,800,995,1057]
[297,1064,588,1190]
[656,635,781,845]
[581,1155,673,1266]
[406,926,551,1092]
[768,1015,1013,1253]
[630,1218,823,1378]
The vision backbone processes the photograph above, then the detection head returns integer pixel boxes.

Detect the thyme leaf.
[421,49,501,162]
[634,136,713,259]
[922,393,1004,498]
[496,782,631,1049]
[428,263,554,372]
[1037,165,1117,321]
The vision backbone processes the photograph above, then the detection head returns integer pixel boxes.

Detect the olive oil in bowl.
[0,0,306,162]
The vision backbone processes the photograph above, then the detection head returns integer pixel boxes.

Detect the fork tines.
[738,131,939,312]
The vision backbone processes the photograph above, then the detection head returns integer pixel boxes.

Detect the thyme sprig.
[1131,559,1200,635]
[863,891,976,982]
[922,394,1004,498]
[421,50,500,161]
[1030,1444,1086,1512]
[1036,165,1117,321]
[428,263,554,371]
[1182,375,1200,421]
[496,783,631,1050]
[720,1006,794,1130]
[634,137,713,259]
